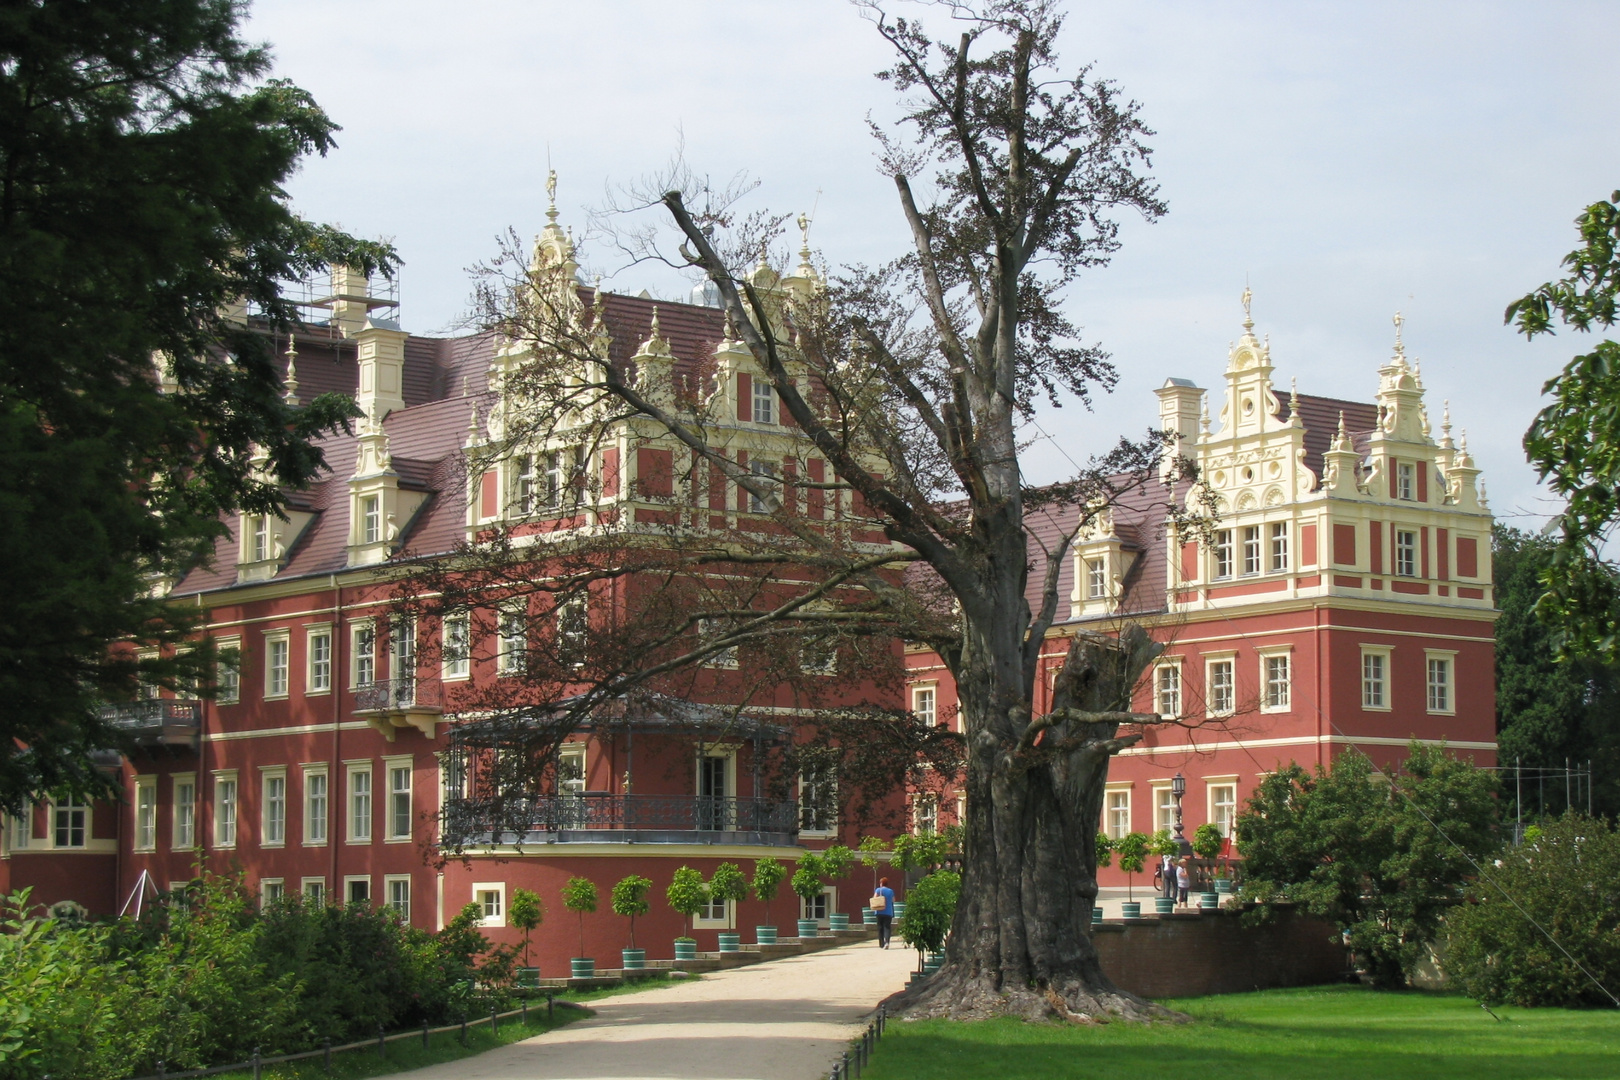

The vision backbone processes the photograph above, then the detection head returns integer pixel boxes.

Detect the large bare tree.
[438,0,1207,1020]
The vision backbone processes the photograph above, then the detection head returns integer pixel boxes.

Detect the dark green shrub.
[899,870,960,964]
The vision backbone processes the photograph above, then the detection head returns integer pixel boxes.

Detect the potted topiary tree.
[1093,833,1114,925]
[899,869,960,981]
[611,874,652,971]
[1149,829,1179,913]
[820,845,854,930]
[707,861,748,952]
[751,857,787,945]
[666,865,707,963]
[1115,831,1149,919]
[1192,823,1224,908]
[562,876,598,978]
[791,853,826,939]
[856,836,888,925]
[509,887,545,987]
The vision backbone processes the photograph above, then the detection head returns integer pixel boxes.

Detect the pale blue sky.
[248,0,1620,525]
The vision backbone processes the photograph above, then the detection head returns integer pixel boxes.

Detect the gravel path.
[400,939,917,1080]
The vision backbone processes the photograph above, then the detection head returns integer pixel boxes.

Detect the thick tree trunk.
[896,627,1182,1022]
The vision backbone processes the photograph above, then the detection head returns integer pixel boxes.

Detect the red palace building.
[1,210,1496,953]
[905,303,1497,882]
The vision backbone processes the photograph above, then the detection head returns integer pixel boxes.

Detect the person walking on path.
[873,877,895,949]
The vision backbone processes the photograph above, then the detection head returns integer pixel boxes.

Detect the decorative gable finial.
[1333,410,1350,451]
[546,168,559,226]
[1287,377,1303,428]
[1241,283,1253,332]
[283,336,299,405]
[1392,310,1406,361]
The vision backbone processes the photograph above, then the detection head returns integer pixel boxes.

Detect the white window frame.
[1155,662,1182,719]
[264,631,290,699]
[693,894,733,930]
[1206,777,1239,839]
[351,621,376,688]
[752,378,774,424]
[1269,522,1290,572]
[798,765,838,837]
[1395,529,1418,577]
[361,495,381,544]
[557,596,587,659]
[699,617,738,669]
[172,773,196,850]
[7,805,31,850]
[1425,650,1457,715]
[216,637,241,704]
[800,887,834,926]
[748,460,776,514]
[442,612,470,680]
[251,515,270,563]
[1397,461,1416,501]
[911,683,937,727]
[389,616,416,683]
[344,875,372,906]
[497,605,527,676]
[1361,646,1392,711]
[1152,783,1177,835]
[1212,529,1233,579]
[543,450,565,510]
[473,882,506,927]
[385,757,413,842]
[213,771,238,849]
[511,453,535,516]
[1259,648,1292,713]
[1086,556,1106,599]
[303,765,328,846]
[50,795,88,849]
[261,767,287,848]
[1104,783,1132,841]
[1242,525,1262,576]
[384,874,412,919]
[557,745,585,796]
[260,878,285,908]
[912,793,938,835]
[1205,653,1237,717]
[306,625,332,694]
[134,776,157,852]
[347,762,373,844]
[301,877,326,903]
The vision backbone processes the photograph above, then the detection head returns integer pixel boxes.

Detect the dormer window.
[251,517,269,562]
[752,379,774,424]
[1086,558,1106,600]
[1242,526,1261,575]
[1397,461,1415,501]
[360,496,381,545]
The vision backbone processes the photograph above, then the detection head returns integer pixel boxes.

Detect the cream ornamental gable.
[1158,294,1493,615]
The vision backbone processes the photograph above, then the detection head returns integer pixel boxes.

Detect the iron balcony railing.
[353,678,442,713]
[98,699,201,730]
[441,793,800,846]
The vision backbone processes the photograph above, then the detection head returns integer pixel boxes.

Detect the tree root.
[884,965,1189,1024]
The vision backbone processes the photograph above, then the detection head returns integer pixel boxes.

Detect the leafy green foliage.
[857,835,890,889]
[706,862,748,905]
[1446,814,1620,1007]
[1192,823,1224,863]
[0,0,398,809]
[1094,832,1113,869]
[1148,829,1177,858]
[791,853,827,903]
[820,844,854,881]
[665,867,708,939]
[1507,192,1620,663]
[751,857,787,925]
[1113,831,1148,900]
[610,875,652,949]
[898,870,960,963]
[890,831,947,875]
[507,888,544,967]
[1493,525,1620,816]
[1235,745,1500,987]
[561,876,597,959]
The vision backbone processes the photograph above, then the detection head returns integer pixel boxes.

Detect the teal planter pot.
[673,939,697,962]
[621,948,645,970]
[1154,897,1175,914]
[1199,892,1219,911]
[797,918,820,939]
[924,951,944,975]
[829,913,850,931]
[570,958,595,979]
[756,925,777,945]
[1214,878,1233,894]
[1092,905,1103,926]
[717,933,741,953]
[516,966,541,988]
[863,907,876,925]
[910,970,927,985]
[894,901,907,920]
[1121,902,1142,919]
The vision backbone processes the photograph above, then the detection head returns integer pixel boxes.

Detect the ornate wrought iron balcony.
[354,678,442,741]
[441,793,800,847]
[97,700,200,749]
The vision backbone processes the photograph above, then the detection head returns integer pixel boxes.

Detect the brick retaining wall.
[1093,905,1350,999]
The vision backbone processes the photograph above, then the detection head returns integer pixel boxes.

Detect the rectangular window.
[1154,786,1177,834]
[748,460,776,513]
[263,773,286,846]
[252,516,269,562]
[1213,530,1233,579]
[214,777,237,848]
[390,617,416,683]
[1086,557,1106,599]
[217,641,240,704]
[497,607,526,675]
[1155,665,1182,718]
[912,685,937,727]
[699,894,728,923]
[1269,522,1289,572]
[699,618,738,669]
[443,753,470,806]
[474,883,505,927]
[442,613,470,679]
[1105,788,1131,840]
[349,767,372,843]
[543,450,564,509]
[52,796,87,849]
[8,807,30,850]
[1242,526,1261,575]
[512,454,535,515]
[1264,654,1291,711]
[799,764,837,834]
[361,495,381,544]
[1395,530,1417,577]
[265,635,289,698]
[305,769,328,845]
[802,889,831,923]
[1210,783,1237,838]
[261,879,285,907]
[752,379,774,424]
[386,875,411,918]
[913,795,938,835]
[388,764,412,840]
[353,623,375,687]
[302,877,326,904]
[1397,461,1415,501]
[308,629,332,693]
[557,597,587,659]
[135,779,157,851]
[173,777,195,849]
[1362,652,1388,709]
[1427,657,1452,713]
[1208,659,1235,715]
[556,745,585,796]
[346,877,371,905]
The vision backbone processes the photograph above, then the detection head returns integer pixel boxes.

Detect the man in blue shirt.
[873,877,896,949]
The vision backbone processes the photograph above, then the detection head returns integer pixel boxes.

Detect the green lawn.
[861,986,1620,1080]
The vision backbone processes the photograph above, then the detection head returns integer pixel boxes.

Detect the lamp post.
[1171,772,1193,856]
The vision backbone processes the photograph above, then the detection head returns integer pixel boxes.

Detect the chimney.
[1155,378,1205,476]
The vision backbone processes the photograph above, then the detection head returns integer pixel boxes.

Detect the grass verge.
[860,985,1620,1080]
